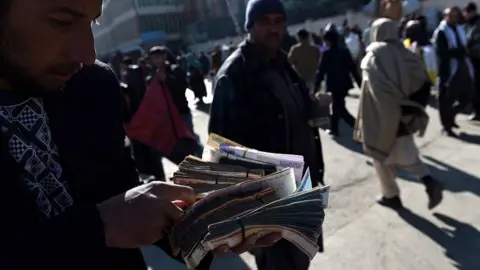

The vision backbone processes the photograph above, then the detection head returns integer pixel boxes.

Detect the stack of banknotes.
[170,134,330,270]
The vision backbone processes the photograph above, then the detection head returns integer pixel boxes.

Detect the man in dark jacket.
[464,2,480,121]
[433,7,475,137]
[209,0,326,269]
[315,29,361,137]
[0,0,276,269]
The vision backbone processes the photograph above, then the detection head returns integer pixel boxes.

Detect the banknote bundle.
[202,134,306,184]
[170,134,329,269]
[173,156,266,193]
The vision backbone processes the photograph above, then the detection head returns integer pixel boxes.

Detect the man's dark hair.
[465,2,477,12]
[323,29,339,46]
[122,56,133,66]
[296,29,309,40]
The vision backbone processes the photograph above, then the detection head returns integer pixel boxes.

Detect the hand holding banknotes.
[97,181,195,248]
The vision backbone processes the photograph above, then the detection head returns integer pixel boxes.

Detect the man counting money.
[0,0,280,269]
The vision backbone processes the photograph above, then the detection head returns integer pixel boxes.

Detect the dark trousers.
[330,92,355,133]
[252,240,311,270]
[438,70,473,130]
[438,88,469,130]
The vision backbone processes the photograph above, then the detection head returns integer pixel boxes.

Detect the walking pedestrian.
[433,7,475,136]
[355,18,444,210]
[315,28,361,137]
[288,29,321,92]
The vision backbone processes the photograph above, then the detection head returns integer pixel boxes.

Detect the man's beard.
[0,26,64,96]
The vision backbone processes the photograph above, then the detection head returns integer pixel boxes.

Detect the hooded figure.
[354,18,443,210]
[355,18,429,158]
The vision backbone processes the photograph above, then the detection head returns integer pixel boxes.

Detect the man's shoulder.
[216,48,245,79]
[70,60,117,85]
[67,60,121,102]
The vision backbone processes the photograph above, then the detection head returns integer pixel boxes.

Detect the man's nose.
[69,28,97,66]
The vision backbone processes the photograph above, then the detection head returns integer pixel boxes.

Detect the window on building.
[138,13,185,34]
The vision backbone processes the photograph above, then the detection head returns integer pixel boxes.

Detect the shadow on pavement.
[330,122,365,156]
[397,209,480,270]
[399,156,480,197]
[333,135,365,156]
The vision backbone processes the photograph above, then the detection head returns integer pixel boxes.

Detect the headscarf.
[354,18,429,161]
[366,18,428,98]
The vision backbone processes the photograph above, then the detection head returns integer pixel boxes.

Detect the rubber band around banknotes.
[236,218,246,242]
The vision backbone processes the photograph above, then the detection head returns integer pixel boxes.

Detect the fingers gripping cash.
[97,134,328,270]
[168,134,329,269]
[97,181,195,249]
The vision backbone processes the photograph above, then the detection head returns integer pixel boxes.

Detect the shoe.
[422,176,444,210]
[452,122,460,129]
[376,196,404,210]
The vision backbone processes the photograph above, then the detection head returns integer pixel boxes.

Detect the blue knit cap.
[244,0,287,30]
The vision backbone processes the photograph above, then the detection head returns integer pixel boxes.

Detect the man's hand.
[97,181,195,248]
[214,233,283,255]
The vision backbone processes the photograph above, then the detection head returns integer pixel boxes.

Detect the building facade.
[94,0,189,56]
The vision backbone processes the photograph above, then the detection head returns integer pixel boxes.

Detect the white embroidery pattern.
[0,98,73,218]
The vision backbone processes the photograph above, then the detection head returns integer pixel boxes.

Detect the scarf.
[433,20,475,85]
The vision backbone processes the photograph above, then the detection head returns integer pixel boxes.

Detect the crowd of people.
[0,0,479,269]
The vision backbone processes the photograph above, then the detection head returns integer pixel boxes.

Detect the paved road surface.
[142,81,480,270]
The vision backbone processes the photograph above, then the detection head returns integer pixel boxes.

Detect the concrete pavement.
[142,85,480,270]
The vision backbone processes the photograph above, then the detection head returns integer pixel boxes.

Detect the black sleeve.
[1,205,106,269]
